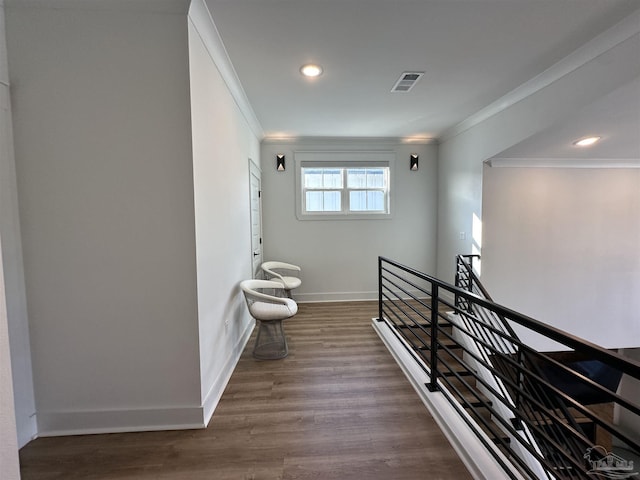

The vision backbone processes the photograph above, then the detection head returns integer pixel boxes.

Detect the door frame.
[248,159,263,278]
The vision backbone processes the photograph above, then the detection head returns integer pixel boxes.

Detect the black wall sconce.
[410,154,419,171]
[276,154,286,171]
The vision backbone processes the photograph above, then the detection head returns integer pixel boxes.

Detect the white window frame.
[294,151,395,220]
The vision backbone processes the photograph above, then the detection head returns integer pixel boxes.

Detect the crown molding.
[261,136,437,146]
[441,8,640,143]
[487,157,640,169]
[188,0,263,139]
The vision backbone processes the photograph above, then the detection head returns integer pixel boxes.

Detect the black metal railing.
[377,255,640,480]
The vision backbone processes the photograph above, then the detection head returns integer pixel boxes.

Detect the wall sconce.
[410,154,419,171]
[276,154,286,171]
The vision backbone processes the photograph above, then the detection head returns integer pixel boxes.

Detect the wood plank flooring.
[19,301,472,480]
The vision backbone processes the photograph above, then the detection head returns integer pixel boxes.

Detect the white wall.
[0,1,21,476]
[187,2,260,423]
[261,139,438,302]
[1,0,35,452]
[481,166,640,351]
[6,1,203,435]
[436,29,640,285]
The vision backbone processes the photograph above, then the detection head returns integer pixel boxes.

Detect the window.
[302,167,389,213]
[295,151,394,220]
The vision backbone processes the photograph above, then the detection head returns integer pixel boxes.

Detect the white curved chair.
[261,261,302,298]
[240,279,298,359]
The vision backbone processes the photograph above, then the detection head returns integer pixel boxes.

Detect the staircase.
[374,255,640,480]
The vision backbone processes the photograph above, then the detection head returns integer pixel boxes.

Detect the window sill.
[295,212,393,221]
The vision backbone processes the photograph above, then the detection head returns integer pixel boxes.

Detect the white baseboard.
[294,291,378,303]
[371,318,525,480]
[294,289,428,303]
[202,318,255,425]
[37,406,205,437]
[16,414,38,448]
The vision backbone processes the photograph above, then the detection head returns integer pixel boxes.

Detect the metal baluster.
[428,284,440,392]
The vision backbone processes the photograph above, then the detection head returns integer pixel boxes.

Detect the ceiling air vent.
[391,71,424,93]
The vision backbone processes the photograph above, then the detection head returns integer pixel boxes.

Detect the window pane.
[323,169,342,188]
[349,191,367,211]
[347,169,366,188]
[306,191,324,211]
[306,191,341,212]
[323,191,341,211]
[349,190,385,211]
[367,191,384,210]
[347,167,386,188]
[303,168,343,189]
[366,169,385,188]
[304,169,324,188]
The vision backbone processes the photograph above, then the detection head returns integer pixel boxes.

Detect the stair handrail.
[383,256,640,377]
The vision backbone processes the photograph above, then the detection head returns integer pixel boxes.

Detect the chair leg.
[253,319,288,360]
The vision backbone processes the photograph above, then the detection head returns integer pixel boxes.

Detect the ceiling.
[495,77,640,161]
[204,0,640,154]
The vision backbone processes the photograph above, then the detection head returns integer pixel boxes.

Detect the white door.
[249,160,263,277]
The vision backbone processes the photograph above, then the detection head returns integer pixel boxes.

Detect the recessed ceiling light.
[573,136,601,147]
[300,64,323,77]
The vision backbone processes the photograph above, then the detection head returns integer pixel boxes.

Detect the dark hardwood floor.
[19,301,472,479]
